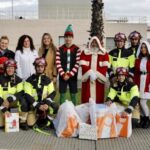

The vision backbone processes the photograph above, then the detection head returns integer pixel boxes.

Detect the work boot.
[132,118,140,129]
[142,117,150,129]
[20,122,29,130]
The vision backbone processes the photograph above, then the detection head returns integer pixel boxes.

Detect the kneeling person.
[24,57,58,130]
[0,59,27,128]
[106,67,140,128]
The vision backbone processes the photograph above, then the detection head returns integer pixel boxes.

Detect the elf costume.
[56,25,81,105]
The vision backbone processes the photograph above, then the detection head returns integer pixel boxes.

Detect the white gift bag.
[53,100,81,138]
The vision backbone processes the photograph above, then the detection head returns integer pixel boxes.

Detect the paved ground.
[0,128,150,150]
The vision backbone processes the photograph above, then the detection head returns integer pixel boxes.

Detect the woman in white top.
[15,35,38,80]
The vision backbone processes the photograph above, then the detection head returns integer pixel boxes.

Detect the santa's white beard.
[91,47,99,52]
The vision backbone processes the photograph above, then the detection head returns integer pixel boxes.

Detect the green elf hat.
[64,24,74,37]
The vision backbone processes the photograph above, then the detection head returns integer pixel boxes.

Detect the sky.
[0,0,150,19]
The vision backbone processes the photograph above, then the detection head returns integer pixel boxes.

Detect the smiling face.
[23,37,30,48]
[140,43,148,55]
[116,40,125,49]
[6,66,15,76]
[117,74,126,83]
[43,35,51,47]
[0,39,9,50]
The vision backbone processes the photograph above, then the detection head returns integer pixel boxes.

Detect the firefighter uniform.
[0,63,27,127]
[24,74,57,127]
[108,33,135,78]
[106,67,140,128]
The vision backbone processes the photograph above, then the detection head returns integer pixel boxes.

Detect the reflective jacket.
[107,81,139,112]
[108,48,135,77]
[0,74,23,112]
[24,74,56,108]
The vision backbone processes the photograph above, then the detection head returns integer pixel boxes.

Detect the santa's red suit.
[80,36,109,103]
[134,41,150,99]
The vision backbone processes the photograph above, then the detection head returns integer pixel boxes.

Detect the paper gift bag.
[5,113,19,132]
[116,113,132,138]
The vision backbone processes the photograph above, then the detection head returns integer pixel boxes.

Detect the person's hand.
[122,111,128,118]
[3,100,10,108]
[105,100,112,106]
[64,74,70,81]
[43,104,49,111]
[39,105,45,111]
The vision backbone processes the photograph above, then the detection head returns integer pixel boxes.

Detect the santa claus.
[80,36,109,103]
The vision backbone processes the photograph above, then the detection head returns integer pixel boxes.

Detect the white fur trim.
[96,71,107,83]
[82,69,92,82]
[99,61,110,67]
[139,58,147,95]
[88,36,106,55]
[80,60,90,66]
[137,41,150,58]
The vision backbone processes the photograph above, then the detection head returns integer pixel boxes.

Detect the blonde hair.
[41,33,56,52]
[0,36,9,42]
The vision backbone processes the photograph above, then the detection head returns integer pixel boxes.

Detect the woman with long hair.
[39,33,57,86]
[134,41,150,129]
[15,35,38,80]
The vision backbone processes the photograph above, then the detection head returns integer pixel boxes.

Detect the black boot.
[132,118,140,129]
[142,117,150,129]
[20,122,29,130]
[138,116,145,128]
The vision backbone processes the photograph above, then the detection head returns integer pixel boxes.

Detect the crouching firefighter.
[24,57,59,133]
[106,67,140,128]
[0,59,28,129]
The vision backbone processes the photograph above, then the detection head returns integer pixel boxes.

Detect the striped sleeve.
[56,49,65,77]
[69,48,81,77]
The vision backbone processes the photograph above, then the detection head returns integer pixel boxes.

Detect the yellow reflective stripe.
[24,82,33,95]
[47,82,55,95]
[107,88,117,100]
[130,85,139,99]
[49,106,54,114]
[0,85,3,98]
[16,82,23,93]
[128,54,135,68]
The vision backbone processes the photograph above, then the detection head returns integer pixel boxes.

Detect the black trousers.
[59,76,77,93]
